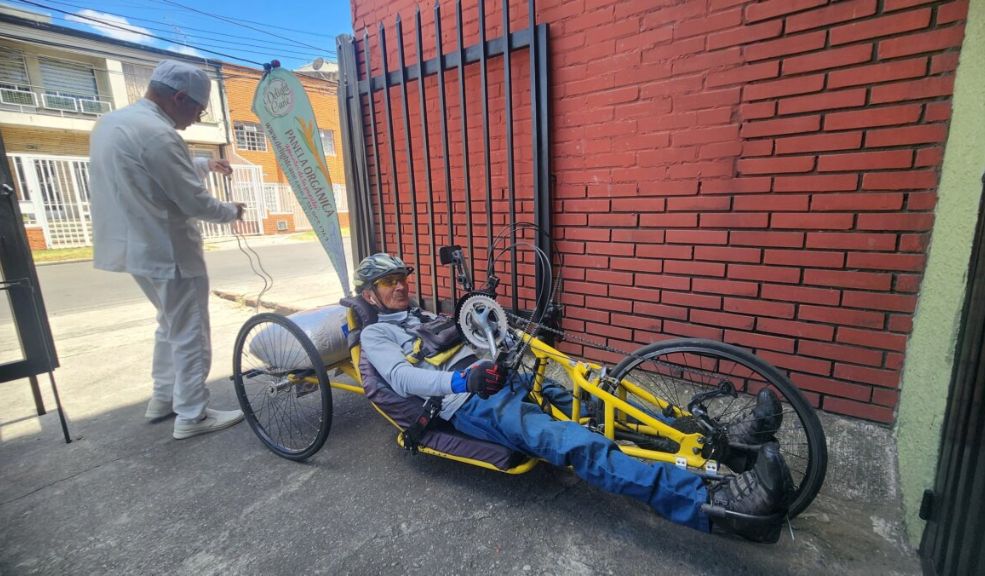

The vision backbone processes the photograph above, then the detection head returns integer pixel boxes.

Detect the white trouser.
[133,274,211,423]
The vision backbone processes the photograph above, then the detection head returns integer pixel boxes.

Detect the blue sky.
[1,0,353,69]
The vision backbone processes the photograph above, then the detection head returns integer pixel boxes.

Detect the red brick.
[725,296,795,319]
[772,213,855,230]
[634,301,689,320]
[811,193,904,212]
[743,140,775,158]
[634,244,694,260]
[899,233,930,252]
[663,320,724,341]
[694,246,762,263]
[701,177,772,194]
[791,373,873,402]
[610,198,668,212]
[914,147,945,168]
[758,350,832,376]
[639,213,698,228]
[765,249,845,268]
[931,52,961,74]
[837,326,908,351]
[609,257,659,272]
[693,277,760,297]
[673,8,742,39]
[924,101,952,121]
[566,280,609,296]
[741,101,777,120]
[843,290,917,312]
[636,272,691,291]
[666,196,732,212]
[888,314,914,333]
[862,170,939,190]
[565,228,611,242]
[758,317,835,341]
[611,229,666,244]
[896,274,923,293]
[799,305,884,329]
[565,199,610,212]
[827,57,928,89]
[734,194,810,212]
[609,285,660,302]
[787,0,878,33]
[738,156,815,174]
[664,259,727,277]
[589,213,638,227]
[663,291,723,310]
[586,296,633,313]
[872,388,900,408]
[725,330,796,354]
[762,283,841,305]
[884,0,939,12]
[835,364,901,388]
[691,309,755,330]
[830,8,932,45]
[741,115,821,137]
[610,312,662,333]
[824,104,922,130]
[804,269,892,290]
[565,254,610,269]
[745,30,827,61]
[938,1,971,25]
[774,174,859,192]
[866,124,948,147]
[819,150,914,172]
[746,0,827,22]
[731,231,805,248]
[823,396,894,423]
[847,252,926,271]
[666,230,729,245]
[586,322,634,342]
[878,26,967,59]
[785,45,873,76]
[567,307,610,324]
[706,61,780,88]
[700,141,745,160]
[778,89,867,115]
[587,242,635,256]
[594,270,636,286]
[744,74,825,102]
[775,132,863,154]
[701,212,771,229]
[857,213,934,231]
[728,263,801,283]
[872,77,956,105]
[801,341,884,366]
[708,20,784,50]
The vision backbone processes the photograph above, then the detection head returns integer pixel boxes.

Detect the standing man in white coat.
[89,60,245,440]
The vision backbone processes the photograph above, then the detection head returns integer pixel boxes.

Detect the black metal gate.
[337,0,551,317]
[919,183,985,575]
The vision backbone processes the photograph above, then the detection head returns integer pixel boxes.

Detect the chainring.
[455,292,510,352]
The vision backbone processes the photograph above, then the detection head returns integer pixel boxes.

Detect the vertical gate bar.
[528,0,543,315]
[501,0,518,314]
[343,33,376,258]
[363,30,387,254]
[396,15,424,307]
[479,0,493,266]
[415,8,439,313]
[535,23,552,316]
[380,24,403,259]
[455,0,475,279]
[435,1,457,306]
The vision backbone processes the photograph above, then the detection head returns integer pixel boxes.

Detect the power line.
[154,0,333,54]
[25,0,336,56]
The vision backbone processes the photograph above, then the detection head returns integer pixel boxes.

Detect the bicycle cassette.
[455,293,510,352]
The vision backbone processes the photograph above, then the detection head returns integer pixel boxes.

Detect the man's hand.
[233,202,246,221]
[208,158,233,176]
[465,360,506,399]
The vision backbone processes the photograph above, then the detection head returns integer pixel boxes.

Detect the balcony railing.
[0,84,113,118]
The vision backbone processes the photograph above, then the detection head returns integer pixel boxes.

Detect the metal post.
[415,8,439,312]
[396,15,424,306]
[435,1,457,306]
[362,30,387,254]
[379,24,403,259]
[455,0,476,281]
[479,0,493,267]
[502,0,518,314]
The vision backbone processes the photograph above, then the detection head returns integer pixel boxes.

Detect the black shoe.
[728,388,782,446]
[708,442,794,543]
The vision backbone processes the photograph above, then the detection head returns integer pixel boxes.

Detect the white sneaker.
[172,408,245,440]
[145,398,175,419]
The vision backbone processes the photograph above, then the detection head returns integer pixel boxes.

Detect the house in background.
[222,61,349,235]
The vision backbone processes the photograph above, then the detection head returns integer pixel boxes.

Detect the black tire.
[233,313,332,461]
[610,338,827,518]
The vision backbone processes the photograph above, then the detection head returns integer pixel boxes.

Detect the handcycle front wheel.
[233,313,333,461]
[610,338,827,518]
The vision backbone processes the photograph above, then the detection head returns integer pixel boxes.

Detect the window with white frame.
[319,128,336,156]
[0,46,36,107]
[39,57,103,113]
[235,121,267,151]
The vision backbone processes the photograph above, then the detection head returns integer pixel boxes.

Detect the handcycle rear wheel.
[610,338,827,518]
[232,313,333,461]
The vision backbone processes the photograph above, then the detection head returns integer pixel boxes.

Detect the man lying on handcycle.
[354,252,794,542]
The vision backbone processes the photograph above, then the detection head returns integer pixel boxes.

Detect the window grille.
[235,122,267,151]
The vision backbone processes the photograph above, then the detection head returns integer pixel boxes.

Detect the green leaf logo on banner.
[253,67,351,296]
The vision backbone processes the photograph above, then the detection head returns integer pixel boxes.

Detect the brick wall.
[222,63,347,189]
[349,0,970,423]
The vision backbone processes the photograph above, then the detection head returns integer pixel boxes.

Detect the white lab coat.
[89,98,238,279]
[88,98,238,423]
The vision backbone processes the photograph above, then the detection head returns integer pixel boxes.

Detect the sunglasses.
[374,274,408,288]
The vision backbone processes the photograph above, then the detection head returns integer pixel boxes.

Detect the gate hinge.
[919,489,934,520]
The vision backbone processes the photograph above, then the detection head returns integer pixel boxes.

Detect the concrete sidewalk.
[0,243,922,575]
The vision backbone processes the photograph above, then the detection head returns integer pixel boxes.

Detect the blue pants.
[450,379,710,531]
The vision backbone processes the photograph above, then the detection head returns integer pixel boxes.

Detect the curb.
[34,258,93,266]
[211,289,303,316]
